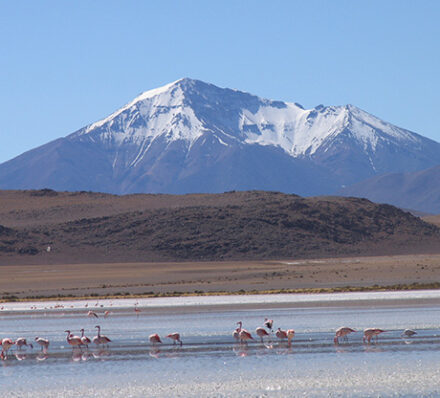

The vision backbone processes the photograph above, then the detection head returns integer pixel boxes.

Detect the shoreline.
[1,281,440,303]
[2,288,440,316]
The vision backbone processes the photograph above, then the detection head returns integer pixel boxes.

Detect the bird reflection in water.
[36,352,48,361]
[149,348,161,359]
[71,349,82,362]
[233,343,249,357]
[14,352,27,361]
[92,349,110,360]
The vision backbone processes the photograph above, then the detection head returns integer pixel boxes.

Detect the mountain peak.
[4,78,440,198]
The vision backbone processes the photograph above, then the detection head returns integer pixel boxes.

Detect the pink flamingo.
[65,330,82,349]
[401,329,417,338]
[15,337,33,350]
[256,327,270,342]
[363,328,386,343]
[0,338,14,359]
[87,311,99,318]
[233,321,243,341]
[334,327,356,344]
[149,333,162,345]
[264,318,274,331]
[80,329,91,348]
[93,326,111,347]
[287,329,295,345]
[239,328,254,343]
[166,332,182,346]
[34,337,50,352]
[275,327,288,340]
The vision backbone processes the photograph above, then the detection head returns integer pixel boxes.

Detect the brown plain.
[1,189,440,299]
[2,254,440,299]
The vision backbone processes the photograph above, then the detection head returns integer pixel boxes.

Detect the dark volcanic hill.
[0,190,439,265]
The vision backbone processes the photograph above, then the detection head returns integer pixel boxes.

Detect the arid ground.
[1,189,439,299]
[1,254,440,299]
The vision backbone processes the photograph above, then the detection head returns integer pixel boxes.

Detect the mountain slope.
[339,165,440,214]
[1,78,440,195]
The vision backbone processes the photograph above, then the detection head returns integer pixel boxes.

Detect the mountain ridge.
[1,78,440,196]
[340,164,440,214]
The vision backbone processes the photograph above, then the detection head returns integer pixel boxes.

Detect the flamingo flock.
[0,315,419,361]
[231,319,394,348]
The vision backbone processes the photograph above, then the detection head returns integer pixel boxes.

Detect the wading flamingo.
[65,330,82,349]
[256,327,270,342]
[0,338,14,359]
[264,318,274,331]
[34,337,50,352]
[93,326,111,347]
[233,321,243,341]
[239,329,253,343]
[15,337,33,350]
[287,329,295,345]
[80,329,91,348]
[275,328,288,340]
[401,329,417,338]
[87,311,99,318]
[149,333,162,345]
[363,328,386,343]
[334,327,356,344]
[166,333,182,346]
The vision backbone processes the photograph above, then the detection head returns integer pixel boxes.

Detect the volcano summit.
[1,78,439,195]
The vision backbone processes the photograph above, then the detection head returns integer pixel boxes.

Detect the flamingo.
[233,321,242,341]
[65,330,82,349]
[239,328,254,343]
[334,327,356,344]
[275,327,288,340]
[256,327,270,342]
[34,337,50,352]
[149,333,162,345]
[264,318,274,331]
[166,332,182,346]
[287,329,295,345]
[0,338,14,359]
[87,311,99,318]
[93,326,111,347]
[104,311,111,318]
[401,329,417,338]
[15,337,33,350]
[363,328,386,343]
[80,329,91,348]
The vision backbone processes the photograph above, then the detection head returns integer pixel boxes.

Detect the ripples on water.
[1,296,440,397]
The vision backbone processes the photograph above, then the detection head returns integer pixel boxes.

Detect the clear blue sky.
[1,1,439,163]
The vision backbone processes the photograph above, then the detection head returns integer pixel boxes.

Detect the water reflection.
[149,348,161,359]
[1,303,440,397]
[36,352,48,361]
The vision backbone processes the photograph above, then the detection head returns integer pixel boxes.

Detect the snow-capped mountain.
[1,78,440,195]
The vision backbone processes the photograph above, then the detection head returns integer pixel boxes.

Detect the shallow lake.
[1,292,440,397]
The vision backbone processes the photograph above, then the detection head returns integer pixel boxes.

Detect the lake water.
[1,292,440,397]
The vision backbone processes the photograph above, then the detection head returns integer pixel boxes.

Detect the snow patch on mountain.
[84,78,185,132]
[70,77,436,175]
